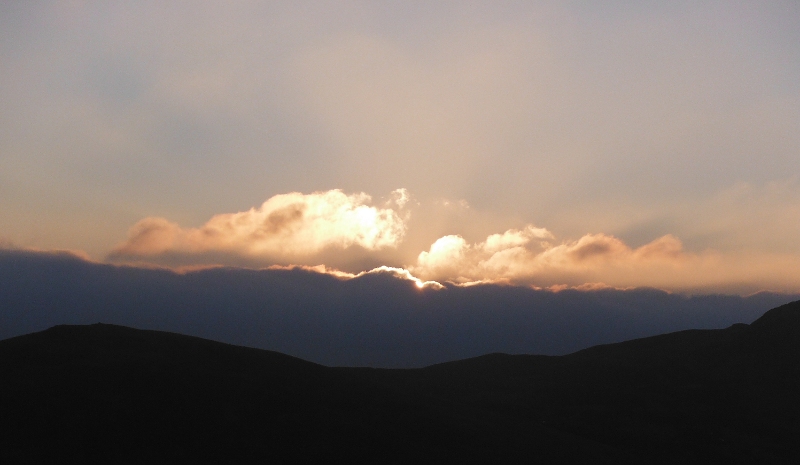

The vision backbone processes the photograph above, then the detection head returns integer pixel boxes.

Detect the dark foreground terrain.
[1,300,798,464]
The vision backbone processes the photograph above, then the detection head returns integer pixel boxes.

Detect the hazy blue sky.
[2,1,799,293]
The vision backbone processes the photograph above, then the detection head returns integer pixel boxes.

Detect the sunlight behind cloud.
[104,183,800,294]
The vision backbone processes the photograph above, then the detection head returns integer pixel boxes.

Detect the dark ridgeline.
[1,301,799,464]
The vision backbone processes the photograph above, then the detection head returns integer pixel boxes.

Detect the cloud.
[408,222,800,293]
[410,226,700,288]
[387,188,410,209]
[106,185,800,293]
[110,189,408,264]
[0,240,94,262]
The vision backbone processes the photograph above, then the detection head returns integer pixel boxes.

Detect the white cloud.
[410,226,695,287]
[414,235,471,281]
[96,183,800,293]
[111,189,408,261]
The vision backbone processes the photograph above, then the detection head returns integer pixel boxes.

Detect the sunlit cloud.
[266,263,444,290]
[387,188,411,209]
[110,189,408,263]
[409,223,800,293]
[103,184,800,294]
[411,227,708,289]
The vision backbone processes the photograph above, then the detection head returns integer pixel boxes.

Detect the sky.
[2,1,799,294]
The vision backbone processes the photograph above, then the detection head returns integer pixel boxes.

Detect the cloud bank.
[2,249,798,367]
[111,189,408,264]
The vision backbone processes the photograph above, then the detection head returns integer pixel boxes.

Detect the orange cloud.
[105,187,800,294]
[410,226,697,288]
[111,189,408,261]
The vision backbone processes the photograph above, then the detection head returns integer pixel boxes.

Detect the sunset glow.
[0,2,798,295]
[4,10,800,461]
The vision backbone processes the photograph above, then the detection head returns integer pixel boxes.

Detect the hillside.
[1,300,798,463]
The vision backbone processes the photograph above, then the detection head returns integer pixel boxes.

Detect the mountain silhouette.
[1,300,798,464]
